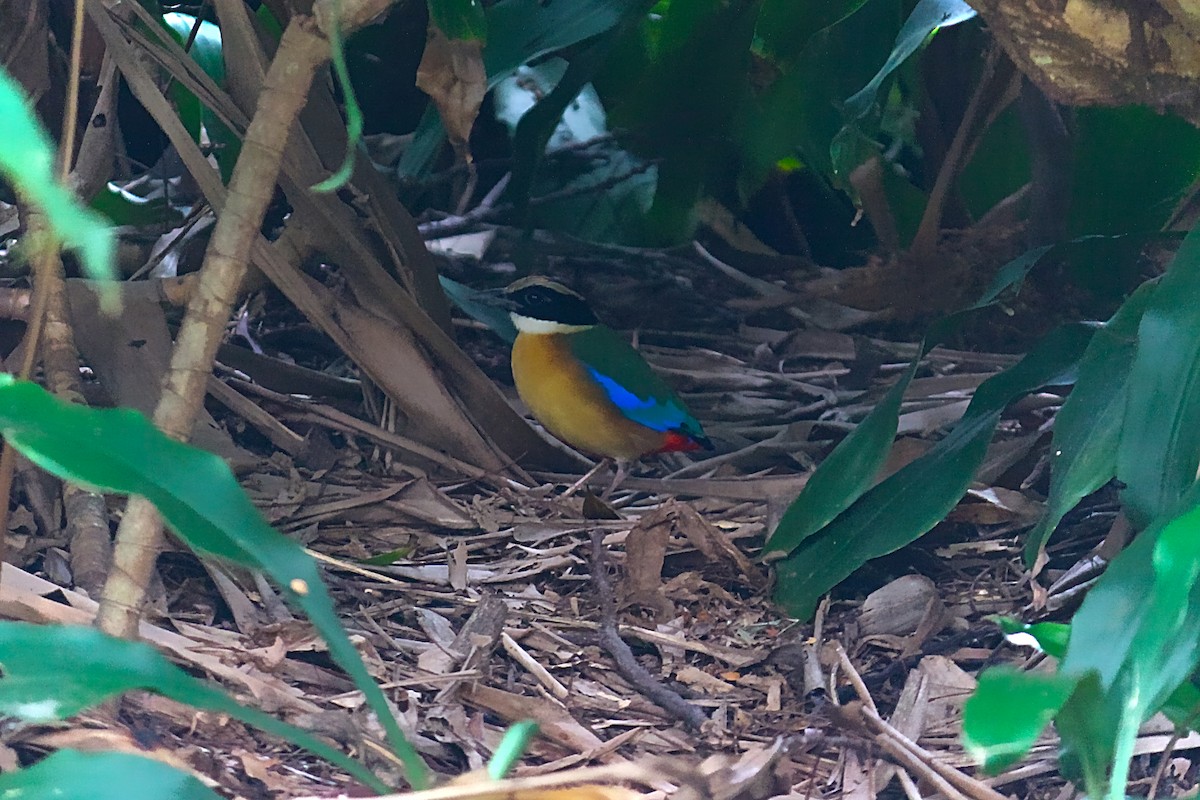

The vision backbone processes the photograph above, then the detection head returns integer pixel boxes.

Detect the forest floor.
[2,230,1193,800]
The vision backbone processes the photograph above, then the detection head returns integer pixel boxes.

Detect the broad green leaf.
[0,377,428,790]
[843,0,977,118]
[439,275,518,342]
[963,667,1076,774]
[0,622,386,793]
[774,324,1093,619]
[428,0,488,41]
[1057,484,1200,798]
[1070,107,1200,237]
[614,0,759,243]
[754,0,870,64]
[738,0,900,187]
[0,68,115,285]
[1118,223,1200,526]
[162,13,225,83]
[1024,280,1158,566]
[483,0,638,83]
[1162,678,1200,731]
[766,245,1049,557]
[764,356,919,556]
[0,750,221,800]
[993,618,1070,659]
[500,49,656,243]
[957,105,1030,219]
[161,14,240,182]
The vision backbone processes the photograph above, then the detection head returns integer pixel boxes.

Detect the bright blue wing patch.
[586,367,687,432]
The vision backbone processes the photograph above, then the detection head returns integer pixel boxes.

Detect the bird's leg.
[601,459,631,501]
[561,458,612,498]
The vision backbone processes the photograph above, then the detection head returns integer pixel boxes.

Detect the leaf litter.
[2,241,1197,798]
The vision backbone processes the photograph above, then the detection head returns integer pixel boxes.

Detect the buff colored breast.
[511,332,668,460]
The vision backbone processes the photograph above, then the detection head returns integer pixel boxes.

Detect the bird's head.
[502,277,598,334]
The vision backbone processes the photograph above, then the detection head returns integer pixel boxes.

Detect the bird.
[496,276,713,495]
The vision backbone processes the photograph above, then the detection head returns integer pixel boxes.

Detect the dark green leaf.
[162,13,225,83]
[764,356,919,556]
[428,0,488,41]
[439,275,518,342]
[774,324,1093,619]
[1118,223,1200,526]
[1162,679,1200,731]
[766,245,1048,558]
[483,0,638,83]
[1024,280,1157,565]
[1056,484,1200,797]
[161,14,240,181]
[1070,107,1200,237]
[754,0,870,64]
[962,667,1076,774]
[0,623,386,793]
[0,750,221,800]
[0,377,428,789]
[738,1,900,185]
[843,0,976,118]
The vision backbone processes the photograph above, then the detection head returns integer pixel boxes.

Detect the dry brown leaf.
[621,506,673,617]
[416,25,486,159]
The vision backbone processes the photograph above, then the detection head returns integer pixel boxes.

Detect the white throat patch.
[510,313,594,335]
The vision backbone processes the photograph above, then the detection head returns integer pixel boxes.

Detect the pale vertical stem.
[94,4,381,637]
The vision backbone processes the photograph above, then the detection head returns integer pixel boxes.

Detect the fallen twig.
[588,530,708,731]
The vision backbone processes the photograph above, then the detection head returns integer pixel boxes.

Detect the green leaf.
[161,14,240,182]
[0,68,115,285]
[963,667,1077,774]
[1118,223,1200,526]
[483,0,637,83]
[843,0,976,118]
[1070,107,1200,237]
[0,750,222,800]
[1162,678,1200,731]
[612,0,759,243]
[0,622,386,793]
[766,245,1049,557]
[754,0,870,64]
[0,376,428,790]
[1024,280,1158,565]
[773,324,1093,619]
[162,13,225,83]
[493,60,606,144]
[428,0,488,41]
[993,617,1070,659]
[439,275,518,342]
[738,0,901,186]
[764,356,919,556]
[488,721,540,779]
[1056,485,1200,798]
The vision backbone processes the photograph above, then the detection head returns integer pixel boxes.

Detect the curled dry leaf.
[416,25,486,160]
